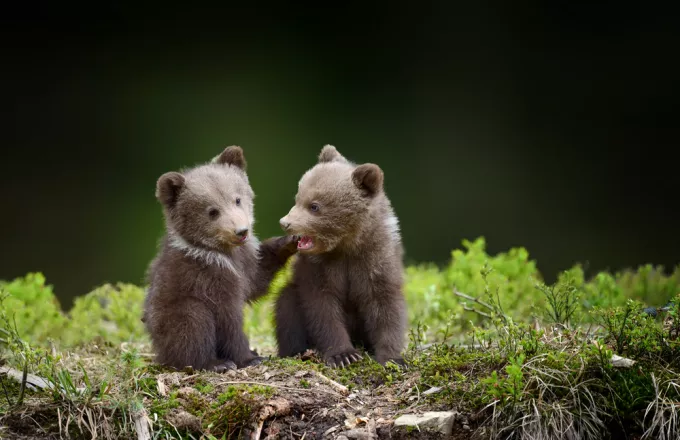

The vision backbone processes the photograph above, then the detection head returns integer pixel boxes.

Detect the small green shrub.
[0,272,67,344]
[444,237,543,323]
[64,283,147,347]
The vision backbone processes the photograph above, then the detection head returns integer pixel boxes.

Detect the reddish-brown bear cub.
[275,145,408,368]
[143,146,298,372]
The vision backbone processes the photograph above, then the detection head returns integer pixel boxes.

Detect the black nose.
[280,220,290,230]
[235,227,249,237]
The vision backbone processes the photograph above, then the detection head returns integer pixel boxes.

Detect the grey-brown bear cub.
[275,145,408,368]
[143,146,298,372]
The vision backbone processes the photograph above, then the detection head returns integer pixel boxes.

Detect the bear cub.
[275,145,408,368]
[143,146,298,372]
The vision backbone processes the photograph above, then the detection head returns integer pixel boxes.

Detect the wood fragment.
[367,418,377,439]
[157,379,168,397]
[251,419,265,440]
[133,407,152,440]
[0,366,52,391]
[315,372,349,395]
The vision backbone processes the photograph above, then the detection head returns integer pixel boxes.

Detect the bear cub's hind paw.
[242,356,265,368]
[212,360,237,373]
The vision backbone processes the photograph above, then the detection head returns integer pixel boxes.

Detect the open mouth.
[228,235,248,246]
[297,236,314,250]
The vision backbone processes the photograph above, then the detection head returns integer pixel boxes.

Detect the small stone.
[166,409,201,432]
[344,429,369,439]
[177,387,198,398]
[336,436,349,440]
[323,425,339,436]
[611,354,636,368]
[463,424,471,431]
[394,411,457,435]
[295,370,308,378]
[422,386,442,396]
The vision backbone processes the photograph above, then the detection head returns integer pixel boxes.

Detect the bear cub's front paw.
[325,350,363,368]
[282,235,301,254]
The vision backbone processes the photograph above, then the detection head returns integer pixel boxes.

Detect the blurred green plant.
[2,237,680,440]
[63,283,147,347]
[0,272,67,344]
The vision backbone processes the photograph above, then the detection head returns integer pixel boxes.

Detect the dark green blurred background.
[1,3,678,308]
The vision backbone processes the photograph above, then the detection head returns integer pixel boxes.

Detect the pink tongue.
[297,236,313,250]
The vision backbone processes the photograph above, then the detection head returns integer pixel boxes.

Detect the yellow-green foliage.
[616,263,680,305]
[2,237,679,353]
[0,272,67,344]
[404,263,449,325]
[403,238,544,341]
[444,237,543,320]
[63,283,147,347]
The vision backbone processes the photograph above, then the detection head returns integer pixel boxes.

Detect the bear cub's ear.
[156,172,186,208]
[214,146,247,170]
[318,144,348,164]
[352,163,384,197]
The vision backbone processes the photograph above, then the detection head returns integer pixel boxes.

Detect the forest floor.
[3,240,680,439]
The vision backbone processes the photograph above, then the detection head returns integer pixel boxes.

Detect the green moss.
[202,385,271,438]
[149,391,181,418]
[193,378,214,394]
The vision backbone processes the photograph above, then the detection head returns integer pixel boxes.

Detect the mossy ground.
[2,237,680,439]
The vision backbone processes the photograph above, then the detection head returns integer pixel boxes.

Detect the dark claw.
[326,351,362,369]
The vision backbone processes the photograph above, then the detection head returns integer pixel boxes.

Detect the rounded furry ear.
[352,163,384,197]
[214,146,247,170]
[156,172,185,208]
[318,144,348,163]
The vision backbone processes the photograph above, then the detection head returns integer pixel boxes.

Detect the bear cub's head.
[156,146,255,253]
[279,145,385,254]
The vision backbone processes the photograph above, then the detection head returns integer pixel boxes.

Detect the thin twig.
[461,304,491,318]
[217,380,343,397]
[1,375,13,406]
[17,362,28,405]
[314,372,349,395]
[454,290,494,311]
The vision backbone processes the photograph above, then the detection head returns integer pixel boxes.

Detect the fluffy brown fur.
[275,145,407,368]
[143,146,298,372]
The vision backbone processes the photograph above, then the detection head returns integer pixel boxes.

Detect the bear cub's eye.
[208,208,220,219]
[235,198,241,206]
[310,203,320,213]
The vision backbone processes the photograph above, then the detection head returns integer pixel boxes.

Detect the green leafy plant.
[0,273,67,344]
[64,283,147,347]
